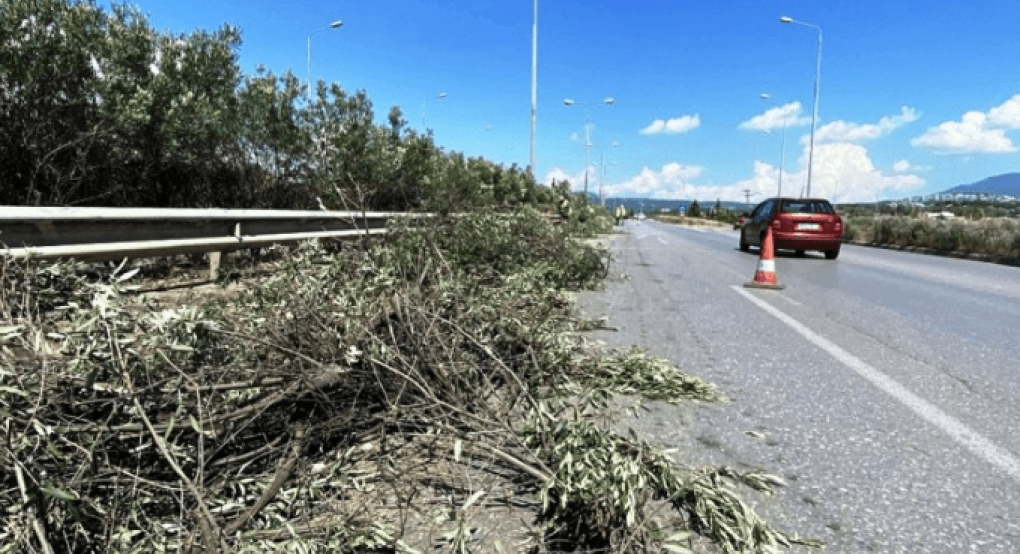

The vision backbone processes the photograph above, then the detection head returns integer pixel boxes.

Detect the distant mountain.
[942,173,1020,196]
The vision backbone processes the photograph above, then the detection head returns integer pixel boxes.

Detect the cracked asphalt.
[574,219,1020,553]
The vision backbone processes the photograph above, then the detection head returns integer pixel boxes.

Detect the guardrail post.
[208,222,242,280]
[209,252,222,281]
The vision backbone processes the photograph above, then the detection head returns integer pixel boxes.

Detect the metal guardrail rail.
[0,206,421,278]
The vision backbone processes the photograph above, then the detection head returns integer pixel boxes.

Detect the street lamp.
[421,91,448,129]
[759,93,787,198]
[564,97,615,198]
[780,15,821,197]
[307,20,343,102]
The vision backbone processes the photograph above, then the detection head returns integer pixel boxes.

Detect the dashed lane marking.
[732,285,1020,484]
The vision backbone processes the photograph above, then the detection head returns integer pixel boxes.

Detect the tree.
[688,201,702,218]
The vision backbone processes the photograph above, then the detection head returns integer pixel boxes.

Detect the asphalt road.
[574,219,1020,553]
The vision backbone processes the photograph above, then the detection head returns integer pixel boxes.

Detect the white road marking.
[657,236,669,245]
[777,295,802,306]
[732,285,1020,484]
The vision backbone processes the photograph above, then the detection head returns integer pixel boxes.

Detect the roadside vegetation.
[1,208,820,553]
[841,215,1020,259]
[4,2,824,551]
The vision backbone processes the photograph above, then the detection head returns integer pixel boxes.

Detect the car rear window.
[779,200,834,214]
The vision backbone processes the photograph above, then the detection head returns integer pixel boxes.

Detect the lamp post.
[597,141,619,207]
[307,20,343,102]
[563,97,614,199]
[759,93,787,198]
[780,15,821,198]
[530,0,538,177]
[421,91,448,129]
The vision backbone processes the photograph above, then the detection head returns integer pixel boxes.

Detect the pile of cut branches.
[1,207,819,553]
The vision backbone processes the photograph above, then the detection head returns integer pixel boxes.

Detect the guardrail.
[0,206,421,279]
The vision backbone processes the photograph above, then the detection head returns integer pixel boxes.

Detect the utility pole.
[743,189,752,205]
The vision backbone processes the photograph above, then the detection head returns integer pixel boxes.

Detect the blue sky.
[120,0,1020,203]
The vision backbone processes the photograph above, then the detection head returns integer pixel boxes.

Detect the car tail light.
[835,218,843,235]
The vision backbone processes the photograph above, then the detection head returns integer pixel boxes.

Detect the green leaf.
[42,486,78,502]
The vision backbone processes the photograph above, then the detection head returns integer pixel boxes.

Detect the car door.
[745,200,774,246]
[741,201,763,245]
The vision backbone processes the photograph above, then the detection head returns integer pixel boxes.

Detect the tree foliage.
[0,0,545,212]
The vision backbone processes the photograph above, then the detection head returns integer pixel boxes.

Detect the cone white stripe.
[757,260,776,273]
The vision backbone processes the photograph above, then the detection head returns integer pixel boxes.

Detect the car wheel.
[824,247,840,260]
[739,232,749,251]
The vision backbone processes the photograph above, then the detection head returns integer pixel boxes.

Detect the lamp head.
[330,20,343,28]
[603,97,615,105]
[779,16,793,23]
[563,98,576,106]
[437,92,448,99]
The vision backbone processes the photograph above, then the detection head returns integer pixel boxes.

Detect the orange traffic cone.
[744,226,785,290]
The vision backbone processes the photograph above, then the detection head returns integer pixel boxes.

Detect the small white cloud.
[988,94,1020,128]
[543,166,597,191]
[640,120,665,135]
[892,159,931,173]
[911,110,1017,154]
[640,114,700,135]
[570,132,579,142]
[739,102,810,132]
[912,95,1020,154]
[812,106,919,144]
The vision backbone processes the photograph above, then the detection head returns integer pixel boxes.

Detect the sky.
[108,0,1020,204]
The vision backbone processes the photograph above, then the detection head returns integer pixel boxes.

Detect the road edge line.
[731,285,1020,483]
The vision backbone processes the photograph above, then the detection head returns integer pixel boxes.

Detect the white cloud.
[804,143,924,203]
[640,114,700,135]
[739,102,810,132]
[598,162,705,198]
[812,106,919,144]
[988,94,1020,128]
[892,159,931,173]
[912,95,1020,154]
[599,143,923,204]
[911,110,1017,154]
[543,166,599,191]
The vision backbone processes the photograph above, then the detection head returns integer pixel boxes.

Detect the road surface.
[575,219,1020,553]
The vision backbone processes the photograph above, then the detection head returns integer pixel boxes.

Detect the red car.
[738,197,843,259]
